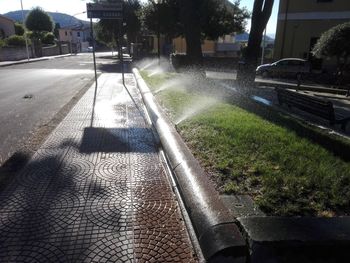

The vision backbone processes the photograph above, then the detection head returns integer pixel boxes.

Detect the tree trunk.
[179,0,203,65]
[33,39,42,57]
[237,0,274,88]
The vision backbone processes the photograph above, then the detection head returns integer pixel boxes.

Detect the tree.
[94,0,141,53]
[25,7,54,57]
[142,0,249,63]
[237,0,274,86]
[312,22,350,75]
[14,22,25,36]
[25,7,54,38]
[141,0,181,39]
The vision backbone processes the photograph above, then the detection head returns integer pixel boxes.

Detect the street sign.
[87,2,123,19]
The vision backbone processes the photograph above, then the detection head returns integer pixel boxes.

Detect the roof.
[60,22,90,31]
[0,14,15,23]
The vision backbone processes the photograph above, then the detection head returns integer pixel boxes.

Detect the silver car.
[256,58,310,79]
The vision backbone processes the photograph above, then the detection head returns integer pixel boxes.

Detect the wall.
[42,45,60,57]
[59,29,72,42]
[61,44,70,54]
[275,0,350,68]
[274,19,348,60]
[0,46,33,61]
[279,0,350,14]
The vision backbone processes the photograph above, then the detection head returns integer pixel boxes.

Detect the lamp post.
[20,0,30,61]
[154,0,163,65]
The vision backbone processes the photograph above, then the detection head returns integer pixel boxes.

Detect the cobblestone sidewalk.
[0,73,197,262]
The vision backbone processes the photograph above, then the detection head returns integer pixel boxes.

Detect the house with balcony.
[274,0,350,69]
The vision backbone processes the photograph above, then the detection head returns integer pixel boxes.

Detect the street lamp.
[154,0,163,65]
[20,0,30,61]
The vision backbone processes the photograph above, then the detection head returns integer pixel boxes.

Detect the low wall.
[42,45,60,57]
[61,44,69,54]
[0,46,34,61]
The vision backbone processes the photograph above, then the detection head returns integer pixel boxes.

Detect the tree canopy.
[141,0,249,59]
[14,22,25,36]
[312,22,350,66]
[25,7,54,37]
[94,0,141,49]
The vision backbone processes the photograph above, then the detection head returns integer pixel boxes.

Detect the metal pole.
[157,3,161,66]
[261,27,267,65]
[90,18,98,87]
[90,17,98,127]
[20,0,30,61]
[119,19,125,85]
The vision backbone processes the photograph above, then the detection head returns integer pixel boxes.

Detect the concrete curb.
[0,54,73,67]
[238,216,350,263]
[133,68,247,261]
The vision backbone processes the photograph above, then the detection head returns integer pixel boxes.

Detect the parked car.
[256,58,310,79]
[87,46,94,52]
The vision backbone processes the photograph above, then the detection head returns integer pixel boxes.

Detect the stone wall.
[42,45,60,57]
[0,42,72,61]
[0,46,34,61]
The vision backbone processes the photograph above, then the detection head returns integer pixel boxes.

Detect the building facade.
[0,15,15,39]
[59,23,91,52]
[274,0,350,68]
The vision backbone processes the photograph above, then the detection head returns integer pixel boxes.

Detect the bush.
[5,35,28,47]
[312,22,350,63]
[0,39,5,48]
[42,32,55,45]
[14,22,25,36]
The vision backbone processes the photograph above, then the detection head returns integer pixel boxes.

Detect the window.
[77,32,81,37]
[70,31,72,36]
[65,31,67,36]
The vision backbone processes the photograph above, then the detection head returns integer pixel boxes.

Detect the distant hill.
[3,10,90,28]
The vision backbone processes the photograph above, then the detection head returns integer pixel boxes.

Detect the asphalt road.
[0,53,116,165]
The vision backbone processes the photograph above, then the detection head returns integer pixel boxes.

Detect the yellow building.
[274,0,350,68]
[172,37,216,56]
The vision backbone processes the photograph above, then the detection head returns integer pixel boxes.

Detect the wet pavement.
[0,73,197,262]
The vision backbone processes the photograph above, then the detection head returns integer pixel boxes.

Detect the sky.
[0,0,279,35]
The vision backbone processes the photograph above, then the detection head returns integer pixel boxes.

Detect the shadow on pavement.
[97,59,132,74]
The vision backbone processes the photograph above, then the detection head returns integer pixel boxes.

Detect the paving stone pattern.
[0,74,197,262]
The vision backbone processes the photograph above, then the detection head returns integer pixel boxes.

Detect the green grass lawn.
[141,70,350,216]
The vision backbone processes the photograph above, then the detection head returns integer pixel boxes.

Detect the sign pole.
[119,19,125,85]
[90,17,98,127]
[90,18,98,88]
[20,0,30,61]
